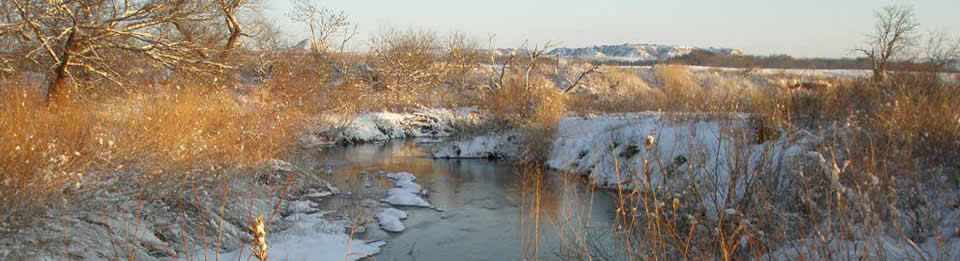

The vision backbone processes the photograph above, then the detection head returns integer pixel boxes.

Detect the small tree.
[924,31,960,72]
[288,0,358,56]
[443,33,482,88]
[856,5,920,81]
[368,29,442,93]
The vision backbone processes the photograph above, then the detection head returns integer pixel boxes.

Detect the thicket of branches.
[0,0,266,104]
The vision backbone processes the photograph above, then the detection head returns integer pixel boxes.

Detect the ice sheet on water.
[376,211,405,232]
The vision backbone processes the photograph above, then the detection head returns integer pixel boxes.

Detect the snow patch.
[376,211,405,232]
[321,108,479,144]
[381,208,408,219]
[213,214,383,261]
[430,132,523,159]
[545,112,818,215]
[549,43,742,62]
[382,172,431,208]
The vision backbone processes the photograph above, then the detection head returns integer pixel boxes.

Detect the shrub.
[654,65,701,111]
[368,29,443,94]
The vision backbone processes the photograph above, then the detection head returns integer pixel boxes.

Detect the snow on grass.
[430,132,523,159]
[330,108,480,143]
[762,236,931,260]
[545,112,819,215]
[211,213,383,261]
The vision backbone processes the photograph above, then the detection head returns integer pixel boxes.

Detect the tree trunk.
[873,67,887,82]
[46,28,78,106]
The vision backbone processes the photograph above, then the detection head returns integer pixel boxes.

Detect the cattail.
[249,215,268,261]
[644,136,655,150]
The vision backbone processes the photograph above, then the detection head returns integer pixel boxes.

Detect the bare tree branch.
[925,31,960,72]
[562,64,601,94]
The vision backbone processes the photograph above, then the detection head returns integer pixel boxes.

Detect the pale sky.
[264,0,960,58]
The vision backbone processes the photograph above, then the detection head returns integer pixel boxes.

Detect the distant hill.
[546,43,742,62]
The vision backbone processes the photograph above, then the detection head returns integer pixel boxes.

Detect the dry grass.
[0,82,306,223]
[527,69,960,260]
[655,65,701,111]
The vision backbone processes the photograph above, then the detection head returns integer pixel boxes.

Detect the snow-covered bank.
[547,113,820,213]
[546,113,809,185]
[213,213,384,261]
[1,159,365,260]
[304,108,482,145]
[431,132,523,159]
[430,112,820,214]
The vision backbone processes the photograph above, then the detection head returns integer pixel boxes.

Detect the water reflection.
[296,140,619,260]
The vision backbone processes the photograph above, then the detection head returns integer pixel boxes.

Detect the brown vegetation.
[0,82,306,224]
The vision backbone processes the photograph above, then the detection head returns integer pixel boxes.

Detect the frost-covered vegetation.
[1,1,959,260]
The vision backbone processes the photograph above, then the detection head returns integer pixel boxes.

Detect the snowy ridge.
[547,43,742,62]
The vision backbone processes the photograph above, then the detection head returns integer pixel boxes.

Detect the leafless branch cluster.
[924,31,960,71]
[488,40,556,91]
[367,29,443,93]
[288,0,358,55]
[0,0,262,103]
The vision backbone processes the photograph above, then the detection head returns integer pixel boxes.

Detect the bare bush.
[443,33,483,89]
[924,31,960,72]
[367,29,444,104]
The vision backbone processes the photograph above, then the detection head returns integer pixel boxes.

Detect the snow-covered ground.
[620,65,958,82]
[431,132,524,159]
[548,113,819,215]
[212,213,384,261]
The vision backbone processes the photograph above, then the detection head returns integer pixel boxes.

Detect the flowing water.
[300,139,620,260]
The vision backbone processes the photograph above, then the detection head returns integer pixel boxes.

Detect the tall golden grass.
[0,82,306,220]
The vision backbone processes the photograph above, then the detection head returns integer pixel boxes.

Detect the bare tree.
[0,0,261,104]
[368,29,442,93]
[856,5,921,81]
[288,0,357,56]
[444,33,481,88]
[215,0,264,60]
[925,31,960,72]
